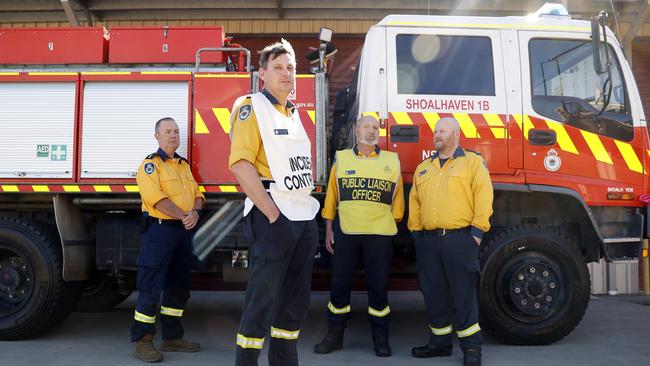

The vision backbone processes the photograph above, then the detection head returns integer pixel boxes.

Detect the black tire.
[478,225,590,345]
[76,274,131,312]
[0,217,81,340]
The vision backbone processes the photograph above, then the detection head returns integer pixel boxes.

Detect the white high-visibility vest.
[242,92,320,221]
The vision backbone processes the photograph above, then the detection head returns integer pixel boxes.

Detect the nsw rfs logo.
[543,149,561,172]
[144,162,155,174]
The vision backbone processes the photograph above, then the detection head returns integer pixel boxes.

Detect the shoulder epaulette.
[179,157,189,165]
[236,96,252,104]
[464,149,482,156]
[145,152,160,160]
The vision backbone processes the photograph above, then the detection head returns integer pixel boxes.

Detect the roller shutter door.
[80,81,189,178]
[0,82,76,178]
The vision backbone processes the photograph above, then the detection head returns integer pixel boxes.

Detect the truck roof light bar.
[531,3,571,19]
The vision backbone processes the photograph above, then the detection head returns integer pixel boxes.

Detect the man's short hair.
[357,114,379,125]
[259,39,295,69]
[155,117,176,133]
[354,114,379,129]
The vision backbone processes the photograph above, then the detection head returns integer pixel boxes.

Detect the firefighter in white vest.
[314,115,404,357]
[228,39,320,366]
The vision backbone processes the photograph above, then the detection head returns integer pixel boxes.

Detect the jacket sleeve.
[187,166,205,202]
[321,162,339,221]
[470,156,494,236]
[392,175,405,222]
[228,99,261,168]
[407,173,423,231]
[136,160,167,208]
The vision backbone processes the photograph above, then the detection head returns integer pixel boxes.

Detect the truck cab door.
[384,26,513,183]
[518,31,644,202]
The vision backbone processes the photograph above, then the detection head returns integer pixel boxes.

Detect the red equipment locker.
[109,26,226,64]
[0,27,108,64]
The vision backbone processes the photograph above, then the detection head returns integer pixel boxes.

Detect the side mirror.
[591,16,604,74]
[591,11,609,75]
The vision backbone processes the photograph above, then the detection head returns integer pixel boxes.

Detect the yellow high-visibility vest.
[336,148,400,235]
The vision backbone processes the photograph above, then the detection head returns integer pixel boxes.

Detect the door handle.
[529,129,557,146]
[390,125,419,143]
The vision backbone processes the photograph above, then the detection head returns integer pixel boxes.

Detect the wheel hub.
[527,280,544,297]
[0,257,32,303]
[508,261,560,315]
[1,265,21,290]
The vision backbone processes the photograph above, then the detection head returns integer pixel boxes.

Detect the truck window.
[529,38,633,141]
[395,34,495,96]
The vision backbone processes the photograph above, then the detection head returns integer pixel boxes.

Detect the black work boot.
[372,333,391,357]
[463,348,482,366]
[411,343,452,358]
[371,324,391,357]
[160,338,200,352]
[314,323,345,354]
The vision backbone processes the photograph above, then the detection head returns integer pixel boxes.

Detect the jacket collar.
[430,146,465,161]
[353,144,381,157]
[262,89,295,110]
[157,147,184,163]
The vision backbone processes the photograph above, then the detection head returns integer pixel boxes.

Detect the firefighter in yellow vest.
[409,117,493,366]
[229,39,320,366]
[314,115,404,357]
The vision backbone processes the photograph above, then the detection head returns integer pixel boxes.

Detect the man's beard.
[359,136,378,145]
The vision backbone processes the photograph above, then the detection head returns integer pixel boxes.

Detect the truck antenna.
[608,0,622,43]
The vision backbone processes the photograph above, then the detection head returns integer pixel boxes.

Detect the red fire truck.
[0,24,318,340]
[0,4,646,346]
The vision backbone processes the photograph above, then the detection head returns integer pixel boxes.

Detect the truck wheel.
[76,274,132,312]
[478,225,590,345]
[0,217,81,340]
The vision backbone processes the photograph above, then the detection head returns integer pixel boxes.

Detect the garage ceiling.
[0,0,647,24]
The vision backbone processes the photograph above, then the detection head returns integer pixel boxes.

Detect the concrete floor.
[1,291,649,366]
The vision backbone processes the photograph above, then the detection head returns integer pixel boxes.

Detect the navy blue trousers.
[235,207,319,366]
[414,229,482,350]
[131,222,194,342]
[327,219,393,334]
